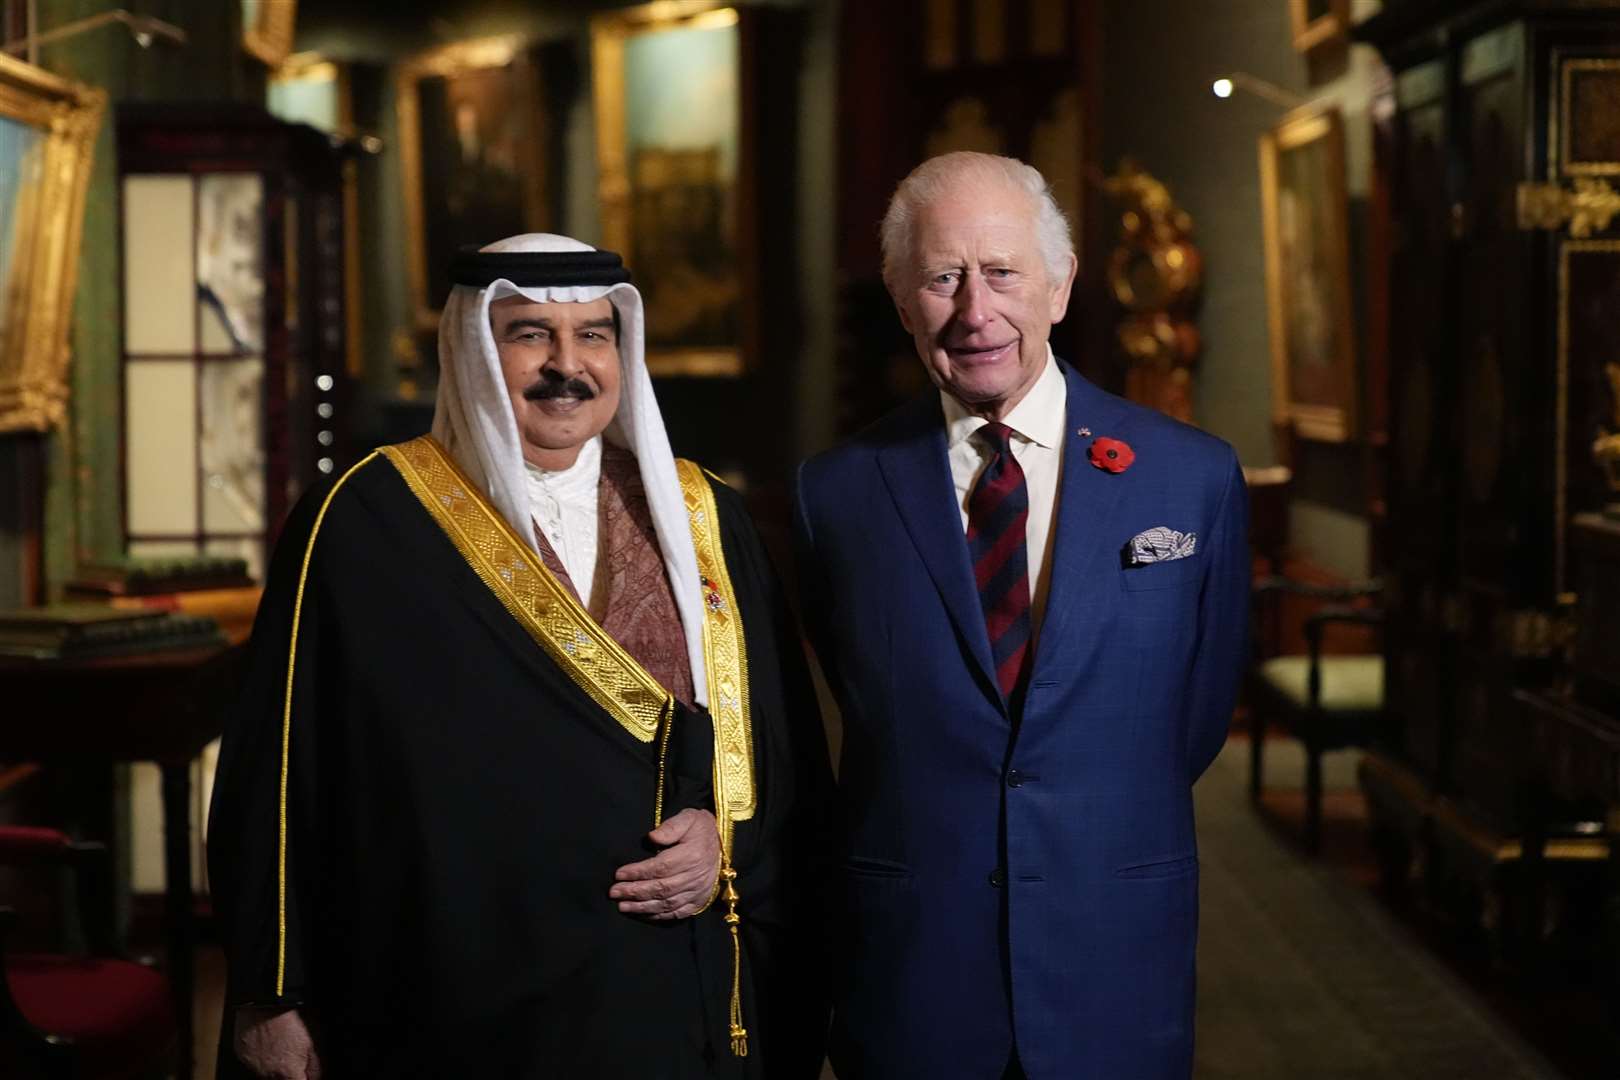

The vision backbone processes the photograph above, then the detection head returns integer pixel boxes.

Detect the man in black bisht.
[208,233,833,1079]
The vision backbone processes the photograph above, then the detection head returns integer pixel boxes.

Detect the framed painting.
[0,53,104,433]
[1289,0,1350,54]
[242,0,298,67]
[1260,106,1358,443]
[593,1,754,376]
[398,36,548,332]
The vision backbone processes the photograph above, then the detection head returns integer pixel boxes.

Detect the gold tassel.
[721,866,748,1056]
[652,698,675,827]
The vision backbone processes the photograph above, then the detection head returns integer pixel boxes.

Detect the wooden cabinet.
[1361,18,1620,1043]
[1363,2,1620,829]
[116,105,351,577]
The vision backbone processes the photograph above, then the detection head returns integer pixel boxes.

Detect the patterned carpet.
[1193,740,1565,1080]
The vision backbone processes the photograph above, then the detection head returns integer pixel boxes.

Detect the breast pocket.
[1120,554,1203,593]
[1118,554,1203,633]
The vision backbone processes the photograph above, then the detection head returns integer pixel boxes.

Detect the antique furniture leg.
[1608,807,1620,1073]
[1250,712,1266,803]
[161,762,194,1080]
[1305,741,1324,855]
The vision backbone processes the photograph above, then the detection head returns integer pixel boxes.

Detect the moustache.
[522,373,597,402]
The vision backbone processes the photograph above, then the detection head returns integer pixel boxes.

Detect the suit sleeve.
[1185,452,1250,781]
[207,482,331,1013]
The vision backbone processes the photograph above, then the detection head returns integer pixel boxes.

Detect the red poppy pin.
[1088,436,1135,474]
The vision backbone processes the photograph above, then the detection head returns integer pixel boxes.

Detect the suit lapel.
[876,394,1003,710]
[1032,364,1133,679]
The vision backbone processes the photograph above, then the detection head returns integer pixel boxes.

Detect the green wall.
[33,0,264,594]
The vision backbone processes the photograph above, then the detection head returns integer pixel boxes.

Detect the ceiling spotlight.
[1209,71,1306,110]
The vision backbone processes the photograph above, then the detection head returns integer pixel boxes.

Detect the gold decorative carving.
[1517,178,1620,237]
[1103,160,1201,423]
[0,55,104,434]
[1596,360,1620,519]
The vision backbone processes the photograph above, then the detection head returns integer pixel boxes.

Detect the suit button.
[1006,769,1024,788]
[989,868,1006,888]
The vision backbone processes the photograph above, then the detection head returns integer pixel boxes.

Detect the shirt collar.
[941,346,1066,450]
[523,434,603,505]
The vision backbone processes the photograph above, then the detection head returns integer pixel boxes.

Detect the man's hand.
[233,1006,322,1079]
[609,807,721,920]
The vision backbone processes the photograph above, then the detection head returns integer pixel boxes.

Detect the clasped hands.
[234,809,721,1078]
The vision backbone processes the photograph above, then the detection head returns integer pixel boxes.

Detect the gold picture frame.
[1290,0,1350,54]
[592,1,753,376]
[1260,106,1358,443]
[0,54,104,434]
[397,35,547,333]
[243,0,299,68]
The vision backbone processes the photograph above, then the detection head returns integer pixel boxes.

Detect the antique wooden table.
[0,642,245,1080]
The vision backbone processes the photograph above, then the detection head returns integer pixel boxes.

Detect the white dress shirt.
[941,348,1067,640]
[524,435,603,609]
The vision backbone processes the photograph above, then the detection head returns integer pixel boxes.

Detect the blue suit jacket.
[793,362,1249,1080]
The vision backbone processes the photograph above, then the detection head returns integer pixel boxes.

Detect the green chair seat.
[1257,655,1384,714]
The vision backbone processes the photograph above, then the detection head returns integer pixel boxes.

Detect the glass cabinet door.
[122,171,269,579]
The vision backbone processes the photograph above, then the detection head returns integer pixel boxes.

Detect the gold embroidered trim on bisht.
[676,459,757,1056]
[677,460,757,829]
[278,451,379,996]
[380,435,673,744]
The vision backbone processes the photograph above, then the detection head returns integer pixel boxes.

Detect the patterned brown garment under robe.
[532,444,696,708]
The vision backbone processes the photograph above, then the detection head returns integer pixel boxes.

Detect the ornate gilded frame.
[0,54,104,434]
[1259,105,1358,443]
[243,0,299,68]
[1289,0,1350,54]
[397,35,546,333]
[592,1,751,376]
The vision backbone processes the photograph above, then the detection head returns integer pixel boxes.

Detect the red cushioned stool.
[0,826,176,1079]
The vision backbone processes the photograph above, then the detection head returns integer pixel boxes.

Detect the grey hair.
[880,151,1074,291]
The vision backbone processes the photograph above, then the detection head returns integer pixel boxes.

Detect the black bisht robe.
[208,448,833,1078]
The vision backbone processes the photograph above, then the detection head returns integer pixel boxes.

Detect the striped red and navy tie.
[966,421,1033,704]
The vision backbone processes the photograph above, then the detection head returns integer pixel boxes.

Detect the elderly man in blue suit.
[794,151,1249,1079]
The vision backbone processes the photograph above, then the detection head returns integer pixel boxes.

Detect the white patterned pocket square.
[1124,527,1198,567]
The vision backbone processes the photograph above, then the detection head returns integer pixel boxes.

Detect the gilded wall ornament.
[1596,360,1620,518]
[1516,178,1620,238]
[1103,161,1202,423]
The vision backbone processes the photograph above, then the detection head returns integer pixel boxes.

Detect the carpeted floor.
[197,738,1570,1080]
[1193,739,1564,1080]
